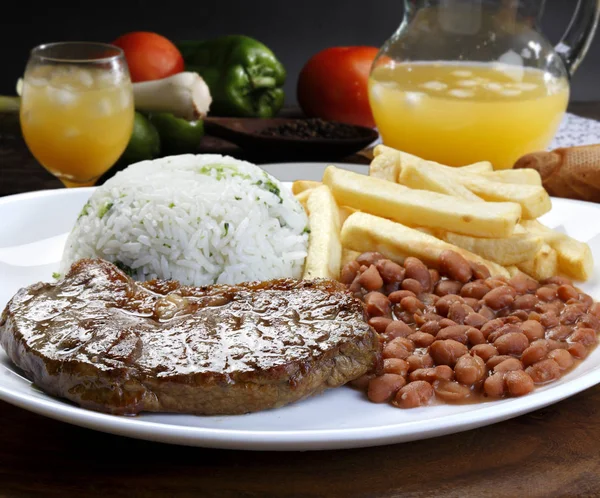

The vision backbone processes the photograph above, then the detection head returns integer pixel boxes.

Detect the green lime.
[148,112,204,155]
[120,111,161,165]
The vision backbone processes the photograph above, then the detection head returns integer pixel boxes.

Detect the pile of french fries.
[296,145,594,283]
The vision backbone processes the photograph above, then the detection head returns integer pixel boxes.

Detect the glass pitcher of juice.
[368,0,600,169]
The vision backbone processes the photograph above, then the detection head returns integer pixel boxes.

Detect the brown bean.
[435,280,463,297]
[421,320,441,336]
[578,313,600,332]
[383,321,413,340]
[547,339,568,351]
[568,341,588,359]
[383,358,410,376]
[435,294,465,317]
[448,302,474,325]
[429,339,469,367]
[505,370,534,397]
[340,261,361,285]
[521,320,545,342]
[368,317,393,334]
[375,259,405,285]
[487,277,510,288]
[409,365,454,383]
[350,373,375,390]
[557,284,579,302]
[389,290,416,303]
[364,292,391,318]
[436,325,471,344]
[528,311,541,322]
[509,272,539,294]
[419,293,439,307]
[470,261,491,280]
[402,278,423,295]
[463,297,481,311]
[433,379,472,402]
[357,265,384,291]
[409,331,435,347]
[486,355,513,369]
[480,318,505,339]
[400,296,425,314]
[383,281,401,295]
[548,349,574,370]
[439,250,473,283]
[406,353,434,372]
[454,354,486,385]
[478,305,496,320]
[484,372,506,397]
[493,357,523,373]
[438,318,458,329]
[578,293,593,308]
[540,311,559,329]
[546,325,572,341]
[461,281,490,300]
[510,310,530,322]
[394,381,434,408]
[521,340,550,366]
[394,309,416,324]
[590,302,600,319]
[483,286,515,310]
[543,275,573,286]
[464,312,488,329]
[466,327,486,345]
[494,332,530,355]
[526,358,561,384]
[487,324,523,343]
[429,269,441,287]
[512,294,538,311]
[356,252,385,266]
[536,286,557,302]
[560,305,586,325]
[382,337,414,359]
[471,344,499,362]
[368,374,407,403]
[569,327,597,346]
[404,257,432,292]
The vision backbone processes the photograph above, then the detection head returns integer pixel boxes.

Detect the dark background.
[2,0,599,103]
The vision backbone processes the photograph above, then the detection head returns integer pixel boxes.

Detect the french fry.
[302,185,342,280]
[338,205,358,226]
[341,212,510,278]
[520,220,593,281]
[341,247,362,267]
[370,145,493,181]
[292,180,322,195]
[323,165,521,238]
[294,190,311,211]
[398,162,483,201]
[516,243,558,282]
[451,171,551,219]
[440,224,543,266]
[480,169,542,186]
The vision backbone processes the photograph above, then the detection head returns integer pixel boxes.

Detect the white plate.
[2,162,600,452]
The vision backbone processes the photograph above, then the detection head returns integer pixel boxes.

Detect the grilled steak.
[0,259,380,415]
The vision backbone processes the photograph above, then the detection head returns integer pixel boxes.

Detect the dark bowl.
[203,117,379,162]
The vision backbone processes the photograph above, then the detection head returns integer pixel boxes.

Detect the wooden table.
[1,103,600,497]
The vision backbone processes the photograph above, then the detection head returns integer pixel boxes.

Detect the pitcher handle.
[553,0,600,77]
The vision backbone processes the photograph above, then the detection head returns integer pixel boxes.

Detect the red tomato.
[297,46,378,128]
[112,31,184,83]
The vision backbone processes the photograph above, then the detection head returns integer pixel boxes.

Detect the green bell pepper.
[177,35,286,118]
[147,112,204,155]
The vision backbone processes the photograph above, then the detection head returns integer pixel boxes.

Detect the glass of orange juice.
[20,42,134,187]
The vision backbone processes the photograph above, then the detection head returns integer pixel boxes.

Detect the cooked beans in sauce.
[346,250,599,409]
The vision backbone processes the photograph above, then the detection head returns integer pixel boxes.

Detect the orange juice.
[368,62,569,169]
[20,66,134,186]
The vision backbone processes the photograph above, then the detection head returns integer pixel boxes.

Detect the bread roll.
[514,144,600,203]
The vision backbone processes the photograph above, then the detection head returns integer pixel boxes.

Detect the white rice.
[60,154,309,285]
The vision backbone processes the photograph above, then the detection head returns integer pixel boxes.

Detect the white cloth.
[549,112,600,149]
